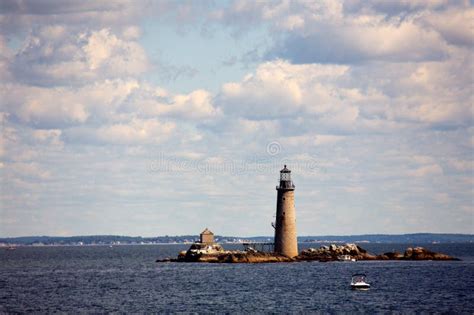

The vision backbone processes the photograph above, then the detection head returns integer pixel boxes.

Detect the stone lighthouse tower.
[274,165,298,257]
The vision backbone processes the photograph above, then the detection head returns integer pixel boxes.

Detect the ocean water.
[1,243,473,313]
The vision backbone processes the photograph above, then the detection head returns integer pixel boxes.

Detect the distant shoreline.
[1,233,473,246]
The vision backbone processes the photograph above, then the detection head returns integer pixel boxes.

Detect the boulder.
[356,245,367,254]
[403,247,458,260]
[345,243,358,252]
[383,251,404,260]
[297,244,367,262]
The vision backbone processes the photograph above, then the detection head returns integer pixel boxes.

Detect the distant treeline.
[0,235,200,246]
[297,233,474,243]
[0,233,473,245]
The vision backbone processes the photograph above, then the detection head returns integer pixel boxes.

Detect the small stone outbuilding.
[200,228,214,244]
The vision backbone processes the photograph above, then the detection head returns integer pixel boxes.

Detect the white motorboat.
[351,273,370,290]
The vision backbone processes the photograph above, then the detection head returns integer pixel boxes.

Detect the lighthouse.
[274,165,298,257]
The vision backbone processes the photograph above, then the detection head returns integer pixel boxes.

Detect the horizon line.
[1,232,473,239]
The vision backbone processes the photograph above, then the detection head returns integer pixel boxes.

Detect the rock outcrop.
[399,247,458,261]
[157,249,292,263]
[156,243,459,263]
[298,244,458,262]
[296,243,377,262]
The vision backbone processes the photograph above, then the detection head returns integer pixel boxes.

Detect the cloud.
[1,80,140,128]
[125,87,221,120]
[0,0,216,39]
[281,134,346,147]
[9,27,148,86]
[2,85,89,127]
[208,0,471,64]
[408,164,443,177]
[421,7,474,47]
[217,60,354,123]
[274,21,449,64]
[0,1,151,37]
[314,135,346,146]
[0,35,13,82]
[32,129,63,147]
[346,0,461,17]
[448,159,472,172]
[96,118,176,145]
[344,186,366,193]
[216,58,471,130]
[8,161,52,180]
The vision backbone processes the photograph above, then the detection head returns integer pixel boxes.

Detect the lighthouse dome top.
[279,165,294,185]
[280,165,291,173]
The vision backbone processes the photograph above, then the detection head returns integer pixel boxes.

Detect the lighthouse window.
[283,197,286,200]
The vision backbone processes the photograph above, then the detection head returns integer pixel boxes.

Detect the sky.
[0,0,473,237]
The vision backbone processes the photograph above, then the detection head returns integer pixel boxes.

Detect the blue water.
[1,243,473,313]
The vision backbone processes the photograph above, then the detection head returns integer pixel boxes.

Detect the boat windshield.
[351,274,367,282]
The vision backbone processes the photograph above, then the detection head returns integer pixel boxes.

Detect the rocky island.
[156,242,459,263]
[156,228,459,263]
